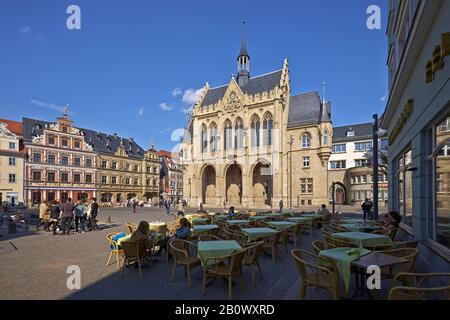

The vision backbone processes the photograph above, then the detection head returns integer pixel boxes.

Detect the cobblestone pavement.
[0,207,391,300]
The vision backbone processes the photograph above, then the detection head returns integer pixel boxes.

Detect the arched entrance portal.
[202,165,216,205]
[252,161,272,206]
[226,164,242,205]
[330,184,346,205]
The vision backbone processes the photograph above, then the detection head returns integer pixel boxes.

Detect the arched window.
[251,114,260,147]
[209,122,218,153]
[234,117,244,150]
[323,129,329,146]
[201,124,207,153]
[223,120,232,151]
[301,133,311,148]
[263,112,273,146]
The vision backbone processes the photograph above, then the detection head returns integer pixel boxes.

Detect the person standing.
[37,200,49,230]
[88,197,99,231]
[279,199,284,214]
[49,200,61,235]
[75,201,86,233]
[165,200,171,215]
[61,198,75,235]
[132,200,138,214]
[361,198,373,221]
[177,200,185,217]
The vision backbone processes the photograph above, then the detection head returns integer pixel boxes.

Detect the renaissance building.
[180,36,332,209]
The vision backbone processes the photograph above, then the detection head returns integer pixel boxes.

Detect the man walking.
[361,198,373,221]
[37,200,49,230]
[88,197,99,231]
[61,198,75,235]
[279,199,284,214]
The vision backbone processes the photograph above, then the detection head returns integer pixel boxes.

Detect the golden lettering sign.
[388,99,414,145]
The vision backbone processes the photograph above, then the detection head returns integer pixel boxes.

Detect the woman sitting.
[130,221,155,251]
[378,211,402,230]
[227,206,235,218]
[156,218,192,255]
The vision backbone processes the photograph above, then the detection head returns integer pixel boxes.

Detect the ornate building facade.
[180,36,332,209]
[23,113,98,206]
[0,119,24,206]
[158,150,183,204]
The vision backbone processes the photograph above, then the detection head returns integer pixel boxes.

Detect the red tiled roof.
[157,150,172,159]
[0,119,23,136]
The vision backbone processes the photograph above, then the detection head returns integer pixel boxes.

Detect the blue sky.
[0,0,388,151]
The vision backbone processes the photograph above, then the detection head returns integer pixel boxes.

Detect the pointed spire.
[237,21,250,86]
[238,32,250,60]
[322,81,326,105]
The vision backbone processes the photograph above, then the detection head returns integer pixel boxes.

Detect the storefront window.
[397,150,413,227]
[433,115,450,250]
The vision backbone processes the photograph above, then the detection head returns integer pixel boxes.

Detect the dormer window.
[346,131,355,137]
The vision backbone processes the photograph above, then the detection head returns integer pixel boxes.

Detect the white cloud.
[30,99,70,114]
[379,96,386,102]
[138,106,144,116]
[159,102,173,111]
[21,25,31,34]
[181,88,202,105]
[172,88,182,97]
[181,105,193,114]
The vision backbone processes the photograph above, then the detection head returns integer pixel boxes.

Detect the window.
[303,156,310,168]
[346,131,355,137]
[33,153,41,163]
[48,136,55,145]
[125,177,130,185]
[355,159,368,167]
[235,118,244,150]
[397,149,413,227]
[300,178,313,194]
[307,178,313,193]
[355,141,373,151]
[62,126,68,133]
[431,115,450,249]
[330,160,346,170]
[301,133,311,148]
[146,166,150,173]
[134,164,139,172]
[9,142,16,149]
[8,157,16,166]
[47,154,55,164]
[251,115,260,147]
[210,122,218,153]
[224,120,232,151]
[101,176,107,184]
[380,139,388,150]
[85,158,92,168]
[60,172,68,182]
[263,112,273,146]
[153,179,157,186]
[61,139,68,147]
[201,124,208,153]
[332,144,346,153]
[74,141,81,149]
[134,178,139,186]
[74,157,81,166]
[73,173,81,183]
[32,171,41,181]
[8,174,16,183]
[47,172,55,182]
[61,156,69,166]
[146,179,150,186]
[111,176,117,184]
[361,175,368,183]
[102,160,107,169]
[323,129,329,146]
[85,174,92,183]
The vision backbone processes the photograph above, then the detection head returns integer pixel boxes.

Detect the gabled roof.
[201,70,282,107]
[287,92,331,128]
[333,120,386,143]
[22,117,145,158]
[0,119,23,136]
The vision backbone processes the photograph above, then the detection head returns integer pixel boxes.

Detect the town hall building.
[180,36,333,209]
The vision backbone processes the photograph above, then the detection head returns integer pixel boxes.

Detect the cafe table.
[191,224,219,236]
[340,223,383,232]
[332,232,392,247]
[266,221,297,230]
[319,247,371,292]
[263,213,284,219]
[249,216,269,221]
[197,240,242,266]
[116,232,164,246]
[226,220,250,226]
[192,218,209,225]
[339,218,369,224]
[351,252,408,299]
[287,216,314,223]
[240,227,276,242]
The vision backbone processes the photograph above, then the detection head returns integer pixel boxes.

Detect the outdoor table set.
[240,227,277,241]
[226,219,250,226]
[197,240,242,266]
[191,224,219,236]
[287,216,315,223]
[339,222,383,233]
[332,232,392,247]
[266,221,297,230]
[192,218,209,225]
[319,247,408,299]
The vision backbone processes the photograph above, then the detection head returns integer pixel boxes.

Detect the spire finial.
[63,104,69,117]
[322,81,326,105]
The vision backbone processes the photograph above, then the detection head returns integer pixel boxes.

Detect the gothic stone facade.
[180,41,332,209]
